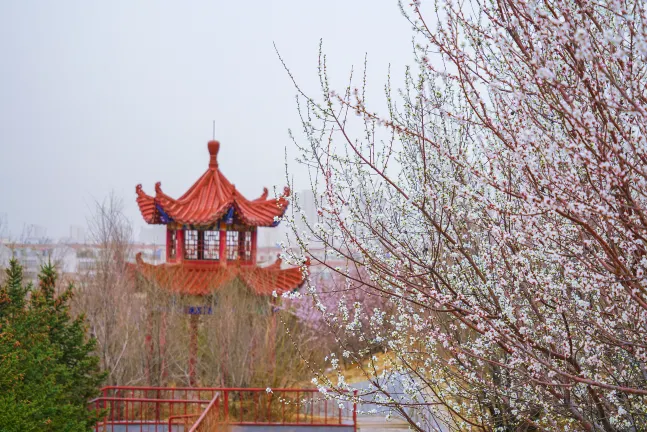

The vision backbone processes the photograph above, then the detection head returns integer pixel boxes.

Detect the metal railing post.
[353,390,358,432]
[156,388,160,422]
[223,390,229,422]
[103,388,108,431]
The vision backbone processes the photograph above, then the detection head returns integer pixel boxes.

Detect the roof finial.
[208,140,220,168]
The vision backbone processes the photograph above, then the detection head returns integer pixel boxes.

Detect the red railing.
[208,388,356,428]
[187,392,221,432]
[90,387,216,432]
[90,386,357,431]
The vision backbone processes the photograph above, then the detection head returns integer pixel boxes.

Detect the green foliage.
[0,259,105,431]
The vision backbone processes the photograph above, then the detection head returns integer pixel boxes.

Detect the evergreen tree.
[0,259,27,317]
[0,259,105,431]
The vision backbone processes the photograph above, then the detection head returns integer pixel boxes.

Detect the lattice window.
[239,231,252,262]
[203,230,220,260]
[226,231,239,260]
[168,230,177,259]
[184,230,199,260]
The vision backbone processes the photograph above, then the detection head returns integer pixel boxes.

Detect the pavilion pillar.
[145,313,154,385]
[251,229,258,265]
[166,229,172,262]
[188,314,199,386]
[177,229,185,262]
[219,224,226,267]
[160,311,168,383]
[268,298,277,374]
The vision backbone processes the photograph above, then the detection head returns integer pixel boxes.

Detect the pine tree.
[0,259,28,317]
[0,260,105,431]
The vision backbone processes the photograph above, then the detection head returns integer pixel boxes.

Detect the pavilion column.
[177,229,185,262]
[166,229,172,262]
[160,311,168,383]
[145,312,154,385]
[188,314,199,386]
[219,225,226,267]
[268,298,278,374]
[251,229,258,265]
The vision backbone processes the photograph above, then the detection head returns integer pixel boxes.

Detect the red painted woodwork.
[251,230,258,265]
[160,312,168,381]
[131,253,308,296]
[145,317,154,384]
[136,140,291,227]
[177,229,185,262]
[189,315,199,386]
[219,229,226,267]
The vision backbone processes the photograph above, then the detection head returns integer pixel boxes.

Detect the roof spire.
[208,140,220,168]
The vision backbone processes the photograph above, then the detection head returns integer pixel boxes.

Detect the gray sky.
[0,1,413,240]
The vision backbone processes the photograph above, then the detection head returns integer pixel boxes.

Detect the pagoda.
[131,139,307,385]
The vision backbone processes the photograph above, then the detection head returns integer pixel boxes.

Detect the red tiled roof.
[135,140,290,226]
[128,253,309,296]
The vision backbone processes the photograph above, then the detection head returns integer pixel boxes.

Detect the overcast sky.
[0,1,413,240]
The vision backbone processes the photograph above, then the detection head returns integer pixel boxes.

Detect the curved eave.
[245,261,309,295]
[129,254,308,296]
[135,185,160,224]
[232,197,289,227]
[150,193,289,227]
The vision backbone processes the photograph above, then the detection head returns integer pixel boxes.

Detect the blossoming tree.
[282,0,647,430]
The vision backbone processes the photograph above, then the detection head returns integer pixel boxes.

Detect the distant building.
[138,226,166,245]
[68,225,87,244]
[24,224,48,242]
[0,240,165,282]
[1,242,60,281]
[293,189,317,235]
[0,212,7,236]
[257,224,288,248]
